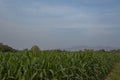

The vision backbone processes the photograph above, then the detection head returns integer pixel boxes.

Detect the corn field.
[0,51,120,80]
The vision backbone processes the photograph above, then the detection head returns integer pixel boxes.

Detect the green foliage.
[110,49,120,53]
[31,45,40,53]
[0,43,17,52]
[0,51,120,80]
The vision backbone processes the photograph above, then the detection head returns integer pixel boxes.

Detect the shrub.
[31,45,40,53]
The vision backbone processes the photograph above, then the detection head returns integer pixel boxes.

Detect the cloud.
[0,0,119,30]
[20,3,82,18]
[0,0,120,49]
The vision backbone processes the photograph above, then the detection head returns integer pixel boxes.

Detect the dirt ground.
[105,62,120,80]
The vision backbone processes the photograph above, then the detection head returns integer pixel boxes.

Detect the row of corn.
[0,51,120,80]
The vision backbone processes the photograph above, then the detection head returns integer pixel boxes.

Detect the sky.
[0,0,120,50]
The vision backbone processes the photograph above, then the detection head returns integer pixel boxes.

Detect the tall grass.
[0,51,120,80]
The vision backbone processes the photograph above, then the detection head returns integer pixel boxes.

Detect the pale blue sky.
[0,0,120,49]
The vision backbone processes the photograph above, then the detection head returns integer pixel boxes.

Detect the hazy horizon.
[0,0,120,50]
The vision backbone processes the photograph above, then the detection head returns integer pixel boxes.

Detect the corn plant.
[0,51,120,80]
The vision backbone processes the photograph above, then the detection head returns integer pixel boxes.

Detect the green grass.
[0,50,120,80]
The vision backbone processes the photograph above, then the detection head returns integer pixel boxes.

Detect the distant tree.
[0,43,17,52]
[0,43,3,45]
[116,49,120,53]
[84,49,94,52]
[31,45,40,53]
[97,49,106,52]
[23,48,29,51]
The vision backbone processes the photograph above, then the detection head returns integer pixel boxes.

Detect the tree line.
[0,43,17,52]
